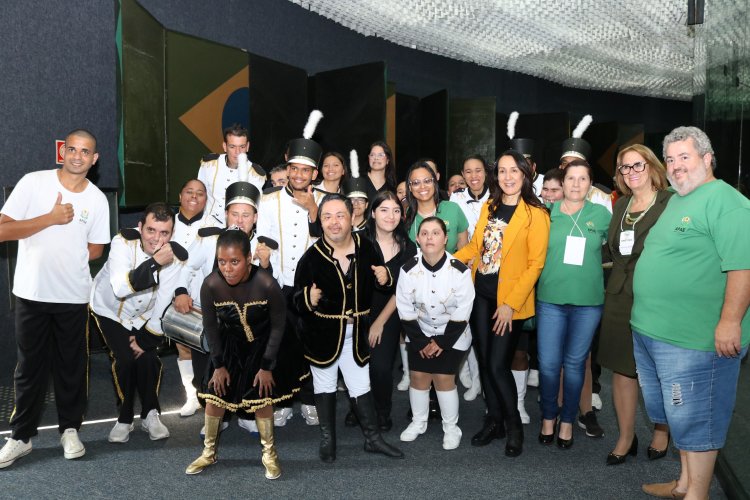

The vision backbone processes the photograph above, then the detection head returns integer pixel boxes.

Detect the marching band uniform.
[256,131,325,425]
[198,153,266,226]
[90,228,185,442]
[294,231,403,462]
[396,253,475,448]
[172,208,208,416]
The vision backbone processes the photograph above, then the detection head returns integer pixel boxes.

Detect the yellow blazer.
[454,198,550,319]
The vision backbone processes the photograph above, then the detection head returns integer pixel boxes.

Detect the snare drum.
[161,304,209,353]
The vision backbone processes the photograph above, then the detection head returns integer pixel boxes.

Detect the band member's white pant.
[310,324,370,398]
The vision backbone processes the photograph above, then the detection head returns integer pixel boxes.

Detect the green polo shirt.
[631,180,750,351]
[537,200,611,306]
[408,200,469,253]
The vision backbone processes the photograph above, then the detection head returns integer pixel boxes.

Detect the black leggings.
[469,293,524,426]
[369,310,401,417]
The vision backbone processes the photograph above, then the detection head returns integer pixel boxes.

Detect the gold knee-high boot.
[256,417,281,480]
[186,414,222,475]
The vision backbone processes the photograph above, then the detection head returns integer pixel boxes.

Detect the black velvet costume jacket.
[293,232,393,368]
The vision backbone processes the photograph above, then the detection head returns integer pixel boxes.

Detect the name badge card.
[619,230,634,256]
[563,235,586,266]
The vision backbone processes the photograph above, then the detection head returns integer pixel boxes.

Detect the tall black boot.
[353,392,404,459]
[314,393,337,463]
[505,417,524,457]
[344,397,359,427]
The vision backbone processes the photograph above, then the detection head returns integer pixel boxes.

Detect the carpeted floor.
[0,348,728,500]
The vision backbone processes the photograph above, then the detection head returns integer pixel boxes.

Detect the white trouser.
[310,324,370,398]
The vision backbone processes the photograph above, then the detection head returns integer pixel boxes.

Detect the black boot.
[471,416,505,446]
[505,420,524,457]
[353,392,404,459]
[314,393,337,463]
[344,398,359,427]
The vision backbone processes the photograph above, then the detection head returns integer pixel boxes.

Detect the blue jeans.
[536,301,602,424]
[633,330,747,451]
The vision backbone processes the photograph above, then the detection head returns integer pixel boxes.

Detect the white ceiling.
[288,0,749,101]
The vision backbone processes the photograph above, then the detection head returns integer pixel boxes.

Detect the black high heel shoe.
[556,421,574,449]
[606,435,638,465]
[538,418,555,445]
[647,432,670,460]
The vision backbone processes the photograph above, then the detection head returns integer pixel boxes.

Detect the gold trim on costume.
[198,371,310,414]
[213,300,268,343]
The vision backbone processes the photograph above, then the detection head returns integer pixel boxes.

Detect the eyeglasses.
[369,153,386,159]
[617,161,647,175]
[409,178,434,187]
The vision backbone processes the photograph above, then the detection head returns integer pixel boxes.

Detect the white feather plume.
[302,110,324,139]
[237,153,249,182]
[349,150,359,179]
[572,114,593,138]
[506,111,519,140]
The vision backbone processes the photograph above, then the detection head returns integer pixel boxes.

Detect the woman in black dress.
[186,230,307,479]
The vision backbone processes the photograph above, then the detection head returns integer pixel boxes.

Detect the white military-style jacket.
[256,185,325,288]
[176,227,278,305]
[396,252,475,351]
[198,153,266,226]
[90,229,184,334]
[450,186,490,239]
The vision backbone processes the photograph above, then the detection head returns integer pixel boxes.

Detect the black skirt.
[407,342,465,375]
[199,321,309,414]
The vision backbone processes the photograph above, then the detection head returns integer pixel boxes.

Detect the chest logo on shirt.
[78,209,89,225]
[586,220,596,233]
[674,216,691,233]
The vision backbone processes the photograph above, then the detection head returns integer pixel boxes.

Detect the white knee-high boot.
[436,388,461,450]
[463,348,482,401]
[400,388,429,441]
[397,344,410,391]
[178,359,200,417]
[512,369,530,424]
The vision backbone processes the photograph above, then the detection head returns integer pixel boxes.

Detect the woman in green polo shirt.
[536,159,611,449]
[404,161,469,253]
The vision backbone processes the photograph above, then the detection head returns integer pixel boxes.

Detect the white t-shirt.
[1,169,110,303]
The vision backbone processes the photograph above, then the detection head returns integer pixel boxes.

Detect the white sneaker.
[463,381,481,402]
[399,421,427,442]
[273,408,293,427]
[396,373,410,392]
[108,422,134,443]
[301,404,319,425]
[442,425,462,450]
[200,421,229,439]
[141,410,170,440]
[180,396,201,417]
[592,393,603,411]
[0,437,32,469]
[527,369,539,388]
[60,429,85,459]
[238,418,259,435]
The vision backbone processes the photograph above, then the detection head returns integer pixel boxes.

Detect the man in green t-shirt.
[631,126,750,499]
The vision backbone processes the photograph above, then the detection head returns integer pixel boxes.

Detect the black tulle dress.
[198,266,309,414]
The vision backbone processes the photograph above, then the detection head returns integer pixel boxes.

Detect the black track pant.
[10,298,89,441]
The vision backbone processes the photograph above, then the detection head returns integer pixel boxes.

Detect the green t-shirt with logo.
[631,179,750,351]
[408,200,469,253]
[537,200,611,306]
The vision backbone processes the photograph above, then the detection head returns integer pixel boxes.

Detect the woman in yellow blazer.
[454,150,550,458]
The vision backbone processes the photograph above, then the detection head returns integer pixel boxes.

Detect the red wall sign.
[56,140,65,165]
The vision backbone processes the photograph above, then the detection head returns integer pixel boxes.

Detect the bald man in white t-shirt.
[0,129,110,469]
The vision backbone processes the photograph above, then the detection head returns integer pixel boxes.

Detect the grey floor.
[0,351,727,500]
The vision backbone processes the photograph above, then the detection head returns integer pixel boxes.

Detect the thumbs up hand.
[49,192,74,225]
[309,282,322,307]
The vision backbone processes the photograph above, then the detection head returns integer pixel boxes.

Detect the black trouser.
[369,311,401,417]
[10,298,88,441]
[278,285,314,407]
[469,293,524,426]
[95,315,162,424]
